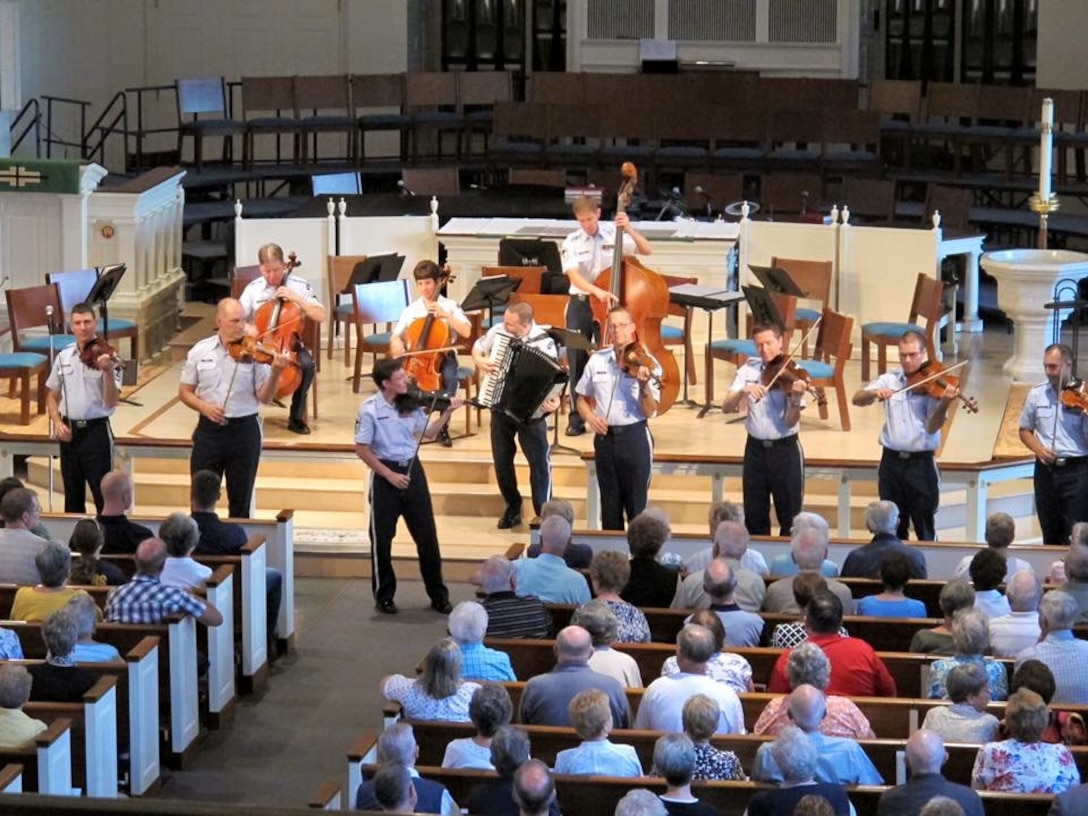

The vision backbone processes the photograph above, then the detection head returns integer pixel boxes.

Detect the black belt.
[605,420,647,436]
[885,448,934,460]
[750,434,798,449]
[199,414,258,426]
[1052,455,1088,468]
[570,294,589,302]
[62,416,109,429]
[380,458,415,471]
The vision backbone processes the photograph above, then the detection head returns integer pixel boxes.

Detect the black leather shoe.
[431,599,453,614]
[497,507,522,530]
[565,422,585,437]
[438,427,453,447]
[375,600,398,615]
[287,419,311,435]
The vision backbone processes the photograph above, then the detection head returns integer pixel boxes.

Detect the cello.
[253,251,304,399]
[401,265,459,393]
[590,163,681,414]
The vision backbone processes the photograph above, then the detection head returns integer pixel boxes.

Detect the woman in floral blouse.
[971,688,1079,794]
[587,550,651,643]
[927,608,1008,701]
[381,638,480,722]
[683,693,746,781]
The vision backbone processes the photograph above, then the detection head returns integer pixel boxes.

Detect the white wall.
[1036,0,1088,90]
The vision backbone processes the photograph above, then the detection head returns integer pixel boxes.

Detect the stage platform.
[0,321,1040,572]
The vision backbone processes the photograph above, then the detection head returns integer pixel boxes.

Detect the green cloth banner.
[0,158,82,194]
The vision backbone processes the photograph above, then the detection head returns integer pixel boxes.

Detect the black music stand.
[741,284,787,328]
[341,254,405,293]
[546,327,595,456]
[1046,277,1088,376]
[460,275,522,327]
[669,284,746,418]
[498,237,567,294]
[87,264,141,399]
[748,264,808,298]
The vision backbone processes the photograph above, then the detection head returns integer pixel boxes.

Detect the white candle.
[1039,97,1054,201]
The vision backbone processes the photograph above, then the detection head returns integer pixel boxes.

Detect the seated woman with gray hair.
[555,689,642,777]
[381,638,480,722]
[920,662,999,743]
[971,688,1079,793]
[67,592,121,663]
[753,642,874,739]
[743,726,852,816]
[28,609,97,703]
[585,550,651,643]
[661,610,752,695]
[0,663,46,748]
[442,683,513,769]
[159,512,212,589]
[10,541,99,623]
[926,608,1008,701]
[650,733,718,816]
[909,579,976,656]
[571,600,643,687]
[448,601,515,682]
[682,694,745,781]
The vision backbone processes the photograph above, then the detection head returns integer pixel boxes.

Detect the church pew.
[0,719,73,796]
[0,763,23,794]
[307,777,344,810]
[41,508,297,655]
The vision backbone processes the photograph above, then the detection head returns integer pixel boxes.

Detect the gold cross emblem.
[0,166,43,188]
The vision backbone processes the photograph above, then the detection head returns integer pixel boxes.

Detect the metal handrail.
[83,90,128,165]
[39,94,91,159]
[9,97,40,156]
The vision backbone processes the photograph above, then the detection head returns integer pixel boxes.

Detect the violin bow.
[395,345,461,359]
[889,359,969,398]
[403,391,448,484]
[763,316,823,392]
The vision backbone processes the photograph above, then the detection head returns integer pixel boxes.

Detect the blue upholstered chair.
[5,283,76,359]
[771,256,832,358]
[860,272,947,382]
[0,352,49,425]
[796,307,854,432]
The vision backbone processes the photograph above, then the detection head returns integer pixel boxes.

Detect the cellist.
[239,243,327,435]
[561,195,652,436]
[389,260,471,447]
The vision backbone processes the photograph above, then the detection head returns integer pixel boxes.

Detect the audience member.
[0,488,46,585]
[448,601,516,682]
[919,798,966,816]
[0,623,22,660]
[968,549,1011,619]
[615,789,668,816]
[105,538,223,627]
[158,512,211,589]
[371,763,416,813]
[768,591,896,697]
[792,796,837,816]
[586,550,651,642]
[1001,660,1063,744]
[927,609,1008,701]
[695,559,764,646]
[514,516,590,604]
[635,624,743,734]
[744,726,852,816]
[856,551,927,618]
[1049,781,1088,815]
[67,592,120,663]
[754,642,874,739]
[952,513,1033,582]
[660,610,753,695]
[1015,590,1088,704]
[652,733,720,816]
[921,663,1000,743]
[1059,528,1088,622]
[989,570,1043,658]
[751,684,882,785]
[0,664,45,748]
[477,556,551,640]
[769,573,850,649]
[0,476,50,540]
[10,541,96,621]
[621,512,681,608]
[67,517,124,586]
[768,512,840,577]
[27,609,96,702]
[684,500,767,575]
[466,726,560,816]
[840,500,927,579]
[682,694,745,781]
[910,580,975,655]
[519,626,631,728]
[513,758,556,816]
[382,638,480,722]
[971,688,1079,794]
[571,600,643,687]
[763,526,852,614]
[442,683,512,770]
[876,729,983,816]
[672,521,765,612]
[554,689,642,777]
[524,499,592,568]
[97,471,154,555]
[355,723,458,815]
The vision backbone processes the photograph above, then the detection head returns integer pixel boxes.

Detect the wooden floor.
[0,320,1040,565]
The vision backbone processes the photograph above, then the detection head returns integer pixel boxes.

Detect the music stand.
[340,253,405,294]
[460,275,522,327]
[86,264,140,399]
[498,238,567,294]
[670,284,746,417]
[741,284,787,328]
[546,327,595,457]
[748,264,807,297]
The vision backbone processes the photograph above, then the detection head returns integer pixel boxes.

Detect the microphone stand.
[46,305,64,512]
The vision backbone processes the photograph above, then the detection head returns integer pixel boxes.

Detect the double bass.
[253,251,305,399]
[590,163,681,413]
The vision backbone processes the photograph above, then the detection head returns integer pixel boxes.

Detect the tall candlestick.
[1039,97,1054,201]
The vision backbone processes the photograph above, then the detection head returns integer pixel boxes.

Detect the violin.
[1061,378,1088,413]
[79,337,124,371]
[227,336,300,368]
[761,355,828,407]
[394,387,453,415]
[903,360,979,413]
[252,251,304,399]
[619,341,662,387]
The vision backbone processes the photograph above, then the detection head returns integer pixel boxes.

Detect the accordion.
[478,334,568,424]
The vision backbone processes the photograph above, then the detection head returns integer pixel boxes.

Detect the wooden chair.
[507,169,567,188]
[488,101,547,169]
[759,172,823,217]
[908,82,981,177]
[294,74,356,163]
[326,255,369,364]
[840,177,897,222]
[6,283,75,358]
[482,265,545,296]
[0,352,49,425]
[401,167,460,198]
[683,173,744,219]
[770,256,832,357]
[404,72,464,162]
[351,279,410,393]
[797,307,854,431]
[175,76,244,169]
[860,272,947,381]
[457,70,512,158]
[351,73,409,163]
[661,274,697,387]
[46,267,139,361]
[866,78,922,166]
[240,76,301,167]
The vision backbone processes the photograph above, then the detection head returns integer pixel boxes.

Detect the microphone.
[45,304,55,335]
[397,179,416,197]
